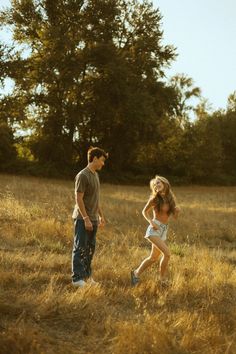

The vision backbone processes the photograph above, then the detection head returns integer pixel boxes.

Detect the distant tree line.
[0,0,236,184]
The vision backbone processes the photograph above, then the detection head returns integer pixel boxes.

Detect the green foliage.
[0,122,16,166]
[217,110,236,178]
[0,0,176,171]
[170,74,201,126]
[184,118,224,182]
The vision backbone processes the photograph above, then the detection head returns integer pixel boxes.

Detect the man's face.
[94,156,106,171]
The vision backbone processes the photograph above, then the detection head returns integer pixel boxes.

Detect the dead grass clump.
[171,311,235,354]
[0,198,31,227]
[0,322,48,354]
[112,316,184,354]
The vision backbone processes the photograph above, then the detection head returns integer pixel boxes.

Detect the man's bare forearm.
[76,195,88,219]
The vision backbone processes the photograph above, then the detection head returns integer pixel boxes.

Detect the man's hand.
[84,218,93,231]
[99,216,106,228]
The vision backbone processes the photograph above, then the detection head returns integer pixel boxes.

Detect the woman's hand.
[173,206,181,219]
[150,220,159,230]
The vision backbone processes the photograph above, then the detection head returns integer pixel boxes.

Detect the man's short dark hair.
[87,147,108,163]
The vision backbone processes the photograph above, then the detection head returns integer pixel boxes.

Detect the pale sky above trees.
[154,0,236,110]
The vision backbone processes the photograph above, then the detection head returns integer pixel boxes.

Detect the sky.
[0,0,236,110]
[154,0,236,110]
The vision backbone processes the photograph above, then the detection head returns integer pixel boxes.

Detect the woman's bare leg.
[135,244,161,276]
[148,236,170,280]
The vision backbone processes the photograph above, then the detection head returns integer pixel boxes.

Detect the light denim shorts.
[145,219,169,241]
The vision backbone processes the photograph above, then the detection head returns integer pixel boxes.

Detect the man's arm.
[76,192,93,231]
[98,205,106,227]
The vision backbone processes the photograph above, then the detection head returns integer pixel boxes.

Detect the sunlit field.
[0,174,235,354]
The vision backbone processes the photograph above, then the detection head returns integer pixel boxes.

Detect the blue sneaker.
[131,270,139,287]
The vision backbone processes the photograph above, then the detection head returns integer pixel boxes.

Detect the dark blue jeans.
[72,219,98,282]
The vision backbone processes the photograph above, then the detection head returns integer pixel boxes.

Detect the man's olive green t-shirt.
[72,167,100,221]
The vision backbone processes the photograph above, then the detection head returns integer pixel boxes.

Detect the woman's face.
[155,179,165,192]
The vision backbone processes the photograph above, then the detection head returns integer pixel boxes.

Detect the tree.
[0,0,176,173]
[170,73,201,126]
[227,91,236,112]
[219,93,236,178]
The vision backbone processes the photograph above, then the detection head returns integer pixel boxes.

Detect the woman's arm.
[142,198,153,222]
[142,198,158,229]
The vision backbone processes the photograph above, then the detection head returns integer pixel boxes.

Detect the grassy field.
[0,174,235,354]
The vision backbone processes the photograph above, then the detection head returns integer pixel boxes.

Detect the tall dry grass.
[0,174,235,354]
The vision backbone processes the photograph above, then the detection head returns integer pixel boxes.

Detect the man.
[72,146,108,287]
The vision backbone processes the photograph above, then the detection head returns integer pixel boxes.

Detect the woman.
[131,175,180,286]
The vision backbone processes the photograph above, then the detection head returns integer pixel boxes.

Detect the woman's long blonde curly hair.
[150,175,176,215]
